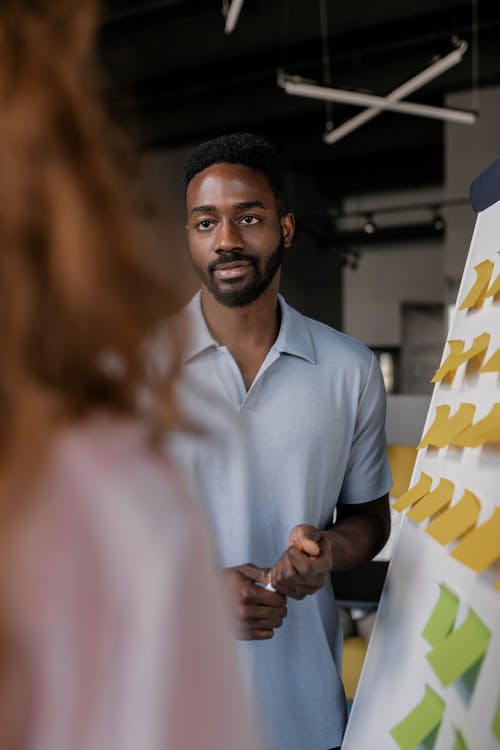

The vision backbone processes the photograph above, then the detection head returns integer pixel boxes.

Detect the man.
[174,133,392,750]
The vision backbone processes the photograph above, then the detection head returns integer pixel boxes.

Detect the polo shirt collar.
[183,292,218,363]
[182,291,316,365]
[275,294,316,364]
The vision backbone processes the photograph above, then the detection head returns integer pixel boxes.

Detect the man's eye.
[239,215,260,225]
[197,219,214,230]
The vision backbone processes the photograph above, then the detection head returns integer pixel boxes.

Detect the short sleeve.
[338,352,392,504]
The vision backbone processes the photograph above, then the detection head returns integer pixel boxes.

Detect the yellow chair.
[342,636,368,703]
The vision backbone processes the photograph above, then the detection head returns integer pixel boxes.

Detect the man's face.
[185,163,294,308]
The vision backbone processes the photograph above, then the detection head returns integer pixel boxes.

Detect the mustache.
[208,252,258,273]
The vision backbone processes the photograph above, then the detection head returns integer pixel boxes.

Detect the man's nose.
[215,220,243,252]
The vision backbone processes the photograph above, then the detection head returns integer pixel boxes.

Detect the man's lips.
[212,260,252,280]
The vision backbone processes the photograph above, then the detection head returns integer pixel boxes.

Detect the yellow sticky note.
[407,478,454,522]
[418,403,476,449]
[496,578,500,594]
[387,445,417,499]
[452,403,500,447]
[451,507,500,572]
[392,471,433,512]
[432,340,466,383]
[485,270,500,298]
[459,259,494,310]
[432,334,490,383]
[419,405,451,448]
[425,490,481,545]
[480,347,500,373]
[462,332,491,374]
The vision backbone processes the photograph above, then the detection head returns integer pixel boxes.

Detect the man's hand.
[222,563,288,640]
[268,525,332,600]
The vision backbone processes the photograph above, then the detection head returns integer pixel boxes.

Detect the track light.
[432,212,446,232]
[433,217,445,231]
[363,215,377,235]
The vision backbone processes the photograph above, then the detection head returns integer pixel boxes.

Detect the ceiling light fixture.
[431,207,446,232]
[323,39,472,144]
[223,0,245,34]
[277,40,476,143]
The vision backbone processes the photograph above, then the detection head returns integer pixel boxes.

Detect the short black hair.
[183,133,286,212]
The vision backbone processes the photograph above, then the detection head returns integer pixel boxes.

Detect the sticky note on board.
[452,403,500,447]
[458,259,494,310]
[425,490,481,545]
[426,607,491,687]
[480,347,500,373]
[432,340,466,383]
[390,685,445,750]
[451,507,500,572]
[406,478,454,523]
[418,403,476,449]
[422,584,459,647]
[392,472,433,512]
[462,332,491,374]
[451,729,469,750]
[492,691,500,742]
[485,266,500,298]
[432,334,491,382]
[386,444,417,499]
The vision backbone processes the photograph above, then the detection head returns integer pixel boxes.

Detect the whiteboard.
[342,198,500,750]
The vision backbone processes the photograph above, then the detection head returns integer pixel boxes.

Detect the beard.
[192,237,285,308]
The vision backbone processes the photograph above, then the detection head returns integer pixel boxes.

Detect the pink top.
[8,416,260,750]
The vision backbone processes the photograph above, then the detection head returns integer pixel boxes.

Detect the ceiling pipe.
[277,40,476,142]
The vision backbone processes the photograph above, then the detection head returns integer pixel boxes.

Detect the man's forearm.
[323,496,390,571]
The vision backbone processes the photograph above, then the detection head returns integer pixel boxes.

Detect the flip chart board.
[342,161,500,750]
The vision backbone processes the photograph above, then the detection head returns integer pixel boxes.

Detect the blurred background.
[97,0,499,392]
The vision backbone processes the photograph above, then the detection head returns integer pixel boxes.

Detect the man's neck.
[200,284,281,390]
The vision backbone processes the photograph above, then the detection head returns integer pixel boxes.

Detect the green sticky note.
[426,607,491,687]
[493,692,500,742]
[422,585,459,647]
[390,685,445,750]
[451,729,468,750]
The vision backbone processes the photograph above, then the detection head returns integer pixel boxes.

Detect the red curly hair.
[0,0,184,472]
[0,2,185,739]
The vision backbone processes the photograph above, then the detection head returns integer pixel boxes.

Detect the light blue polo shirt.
[169,292,392,750]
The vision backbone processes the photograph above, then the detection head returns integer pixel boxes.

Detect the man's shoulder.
[285,300,374,369]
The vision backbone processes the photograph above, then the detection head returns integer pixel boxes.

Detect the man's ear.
[281,212,295,248]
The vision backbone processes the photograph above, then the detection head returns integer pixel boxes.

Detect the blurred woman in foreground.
[0,2,258,749]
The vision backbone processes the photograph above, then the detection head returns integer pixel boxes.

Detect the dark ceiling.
[98,0,500,199]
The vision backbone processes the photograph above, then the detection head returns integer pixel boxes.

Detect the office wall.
[343,241,445,347]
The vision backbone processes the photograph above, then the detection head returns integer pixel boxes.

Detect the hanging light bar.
[322,40,472,143]
[323,40,473,144]
[278,72,476,125]
[277,40,476,142]
[224,0,245,34]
